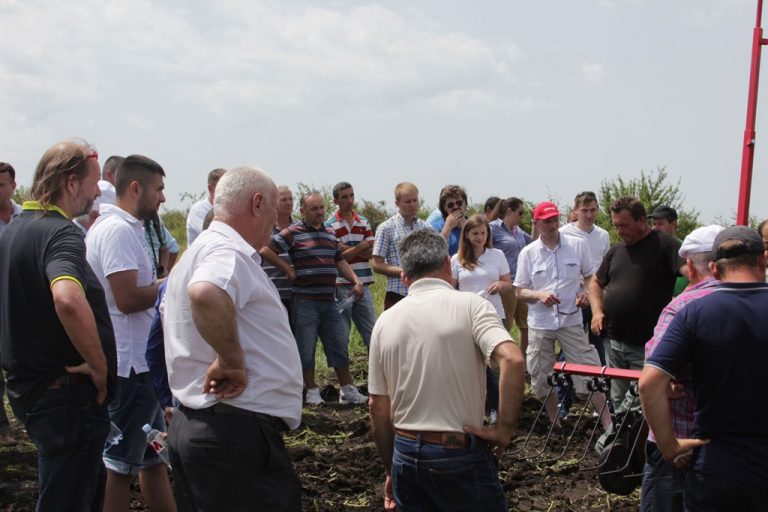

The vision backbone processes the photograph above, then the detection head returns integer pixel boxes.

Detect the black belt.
[179,403,288,432]
[48,373,90,389]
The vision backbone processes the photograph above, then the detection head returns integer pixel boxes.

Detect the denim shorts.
[292,298,349,370]
[103,371,165,475]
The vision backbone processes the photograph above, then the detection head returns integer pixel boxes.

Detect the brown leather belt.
[48,373,89,389]
[395,428,473,449]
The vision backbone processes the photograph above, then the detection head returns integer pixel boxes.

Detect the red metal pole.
[737,0,767,225]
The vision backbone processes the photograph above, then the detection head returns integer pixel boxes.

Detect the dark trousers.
[169,404,301,512]
[640,441,685,512]
[684,469,768,512]
[24,380,109,512]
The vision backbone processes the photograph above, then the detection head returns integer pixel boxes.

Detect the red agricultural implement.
[511,362,646,496]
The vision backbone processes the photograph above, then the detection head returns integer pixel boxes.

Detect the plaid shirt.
[645,278,720,442]
[372,213,430,296]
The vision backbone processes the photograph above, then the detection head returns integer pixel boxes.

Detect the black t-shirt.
[0,207,117,420]
[596,230,682,346]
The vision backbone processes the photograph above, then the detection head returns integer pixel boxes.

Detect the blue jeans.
[293,298,349,370]
[336,285,376,347]
[640,441,685,512]
[391,434,506,511]
[24,379,110,512]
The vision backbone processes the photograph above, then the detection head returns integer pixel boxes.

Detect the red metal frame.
[738,0,768,225]
[552,361,641,381]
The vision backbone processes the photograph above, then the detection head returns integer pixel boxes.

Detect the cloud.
[0,0,535,131]
[581,63,606,84]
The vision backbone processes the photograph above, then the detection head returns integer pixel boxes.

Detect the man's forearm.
[639,366,676,452]
[337,260,360,285]
[516,286,540,304]
[371,256,402,278]
[188,282,244,368]
[494,342,525,433]
[52,280,107,374]
[588,277,604,315]
[369,395,395,476]
[260,247,293,276]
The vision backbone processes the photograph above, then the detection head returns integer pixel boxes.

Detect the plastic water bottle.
[142,424,171,468]
[105,422,123,448]
[336,292,356,314]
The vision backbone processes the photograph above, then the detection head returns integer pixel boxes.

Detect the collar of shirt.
[396,212,420,229]
[406,277,454,295]
[300,219,328,232]
[22,200,70,219]
[334,209,361,224]
[99,203,142,225]
[207,220,260,261]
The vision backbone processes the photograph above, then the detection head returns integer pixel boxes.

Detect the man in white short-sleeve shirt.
[368,229,525,511]
[164,166,303,511]
[515,201,611,429]
[559,190,610,366]
[186,168,226,247]
[85,155,173,511]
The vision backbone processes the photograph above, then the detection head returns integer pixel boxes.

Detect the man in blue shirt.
[640,225,768,511]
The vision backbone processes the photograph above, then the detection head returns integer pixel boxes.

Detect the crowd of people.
[0,139,767,511]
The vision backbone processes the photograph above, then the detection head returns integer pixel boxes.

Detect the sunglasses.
[446,200,464,209]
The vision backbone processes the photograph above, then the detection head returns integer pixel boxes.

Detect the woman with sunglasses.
[451,214,512,422]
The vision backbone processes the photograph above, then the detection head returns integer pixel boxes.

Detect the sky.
[1,0,766,223]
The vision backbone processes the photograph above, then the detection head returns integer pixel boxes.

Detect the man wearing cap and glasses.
[640,225,768,511]
[639,225,723,512]
[514,201,612,429]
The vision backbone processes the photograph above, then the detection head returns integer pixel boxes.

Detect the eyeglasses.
[445,200,464,209]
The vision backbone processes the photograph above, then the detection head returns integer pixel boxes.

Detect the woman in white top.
[451,215,513,421]
[451,214,513,326]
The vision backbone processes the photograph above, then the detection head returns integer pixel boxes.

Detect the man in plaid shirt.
[640,224,723,512]
[372,182,430,309]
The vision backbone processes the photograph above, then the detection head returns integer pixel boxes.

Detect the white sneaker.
[305,387,325,405]
[339,384,368,405]
[487,410,498,425]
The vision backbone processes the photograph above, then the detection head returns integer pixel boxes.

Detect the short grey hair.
[398,229,448,280]
[214,166,276,218]
[688,252,713,277]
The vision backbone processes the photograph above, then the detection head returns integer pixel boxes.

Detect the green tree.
[597,166,700,240]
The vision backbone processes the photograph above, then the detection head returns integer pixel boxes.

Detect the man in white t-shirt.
[559,191,610,366]
[86,155,174,512]
[516,201,612,428]
[369,229,525,511]
[164,167,303,511]
[186,168,226,247]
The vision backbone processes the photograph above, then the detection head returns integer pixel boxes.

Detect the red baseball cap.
[533,201,560,221]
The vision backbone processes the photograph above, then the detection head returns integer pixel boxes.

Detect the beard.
[136,194,159,221]
[74,196,95,218]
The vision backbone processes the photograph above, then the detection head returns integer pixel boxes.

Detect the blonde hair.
[394,182,418,201]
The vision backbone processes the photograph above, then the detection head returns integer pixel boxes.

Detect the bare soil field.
[0,391,640,511]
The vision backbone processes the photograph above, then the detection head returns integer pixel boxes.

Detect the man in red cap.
[514,201,612,428]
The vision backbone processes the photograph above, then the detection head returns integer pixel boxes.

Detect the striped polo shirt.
[325,210,375,286]
[270,220,343,301]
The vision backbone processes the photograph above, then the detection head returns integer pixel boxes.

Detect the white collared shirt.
[185,199,212,247]
[163,221,303,429]
[0,201,22,236]
[86,203,156,377]
[514,235,594,330]
[559,222,610,270]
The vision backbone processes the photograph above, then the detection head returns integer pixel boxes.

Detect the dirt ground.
[0,390,641,511]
